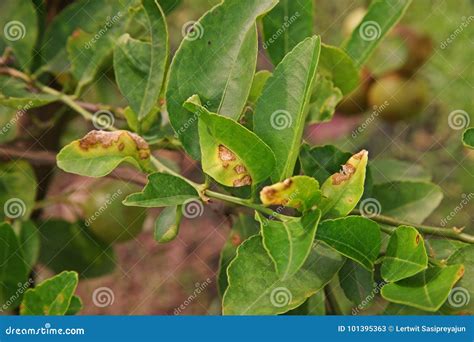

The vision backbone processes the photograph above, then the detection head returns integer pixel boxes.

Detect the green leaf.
[425,239,468,260]
[0,106,19,143]
[339,259,375,306]
[0,160,37,221]
[381,264,464,312]
[184,95,275,187]
[319,150,368,218]
[20,271,79,315]
[123,106,160,133]
[39,220,116,278]
[307,75,343,124]
[0,75,58,108]
[381,226,428,282]
[154,205,182,243]
[254,36,321,181]
[167,0,277,159]
[123,172,198,207]
[371,158,431,184]
[316,216,381,270]
[19,221,40,272]
[222,236,344,315]
[260,176,321,212]
[444,246,473,314]
[319,44,359,95]
[114,0,168,120]
[0,222,29,308]
[65,295,83,316]
[286,291,326,315]
[0,1,38,71]
[372,181,443,223]
[261,0,314,65]
[258,209,321,278]
[462,127,474,149]
[218,214,260,297]
[299,144,352,185]
[57,130,153,177]
[158,0,182,14]
[247,70,272,106]
[343,0,413,67]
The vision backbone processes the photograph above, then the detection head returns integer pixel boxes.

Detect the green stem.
[352,209,474,244]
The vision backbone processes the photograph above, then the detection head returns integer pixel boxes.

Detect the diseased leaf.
[39,220,116,278]
[258,209,322,278]
[261,0,314,65]
[319,150,368,218]
[372,181,443,224]
[167,0,277,159]
[218,214,260,297]
[184,95,275,187]
[0,75,58,108]
[371,158,431,184]
[319,44,359,95]
[20,271,79,315]
[65,295,83,316]
[123,172,198,207]
[223,236,344,315]
[260,176,321,212]
[381,226,428,282]
[381,264,465,312]
[300,144,352,185]
[463,127,474,149]
[343,0,413,67]
[254,36,321,181]
[57,130,153,177]
[0,222,29,309]
[114,0,168,120]
[307,75,343,124]
[154,205,182,243]
[339,259,375,306]
[316,216,381,270]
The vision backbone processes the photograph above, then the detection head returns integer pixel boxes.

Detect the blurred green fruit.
[367,73,428,121]
[82,179,146,244]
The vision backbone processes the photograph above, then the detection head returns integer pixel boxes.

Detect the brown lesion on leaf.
[231,233,242,247]
[415,234,421,245]
[233,175,252,187]
[218,145,236,168]
[332,163,356,185]
[234,164,247,174]
[353,149,368,160]
[458,266,465,278]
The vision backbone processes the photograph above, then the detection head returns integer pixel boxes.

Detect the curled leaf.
[154,205,182,243]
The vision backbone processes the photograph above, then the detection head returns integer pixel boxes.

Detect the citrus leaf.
[339,259,375,306]
[316,216,381,270]
[343,0,413,67]
[381,226,428,282]
[158,0,182,14]
[123,172,198,207]
[154,205,182,243]
[19,221,40,272]
[222,236,344,315]
[20,271,79,315]
[114,0,168,120]
[65,295,83,316]
[167,0,277,159]
[381,264,465,312]
[247,70,272,106]
[254,36,321,181]
[307,75,343,124]
[372,181,443,224]
[0,106,19,143]
[371,158,431,184]
[261,0,314,65]
[258,209,322,278]
[425,239,468,260]
[462,127,474,149]
[286,291,326,315]
[57,130,153,177]
[319,44,359,95]
[0,222,29,309]
[0,75,58,108]
[260,175,321,212]
[299,144,352,185]
[319,150,368,218]
[184,95,275,187]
